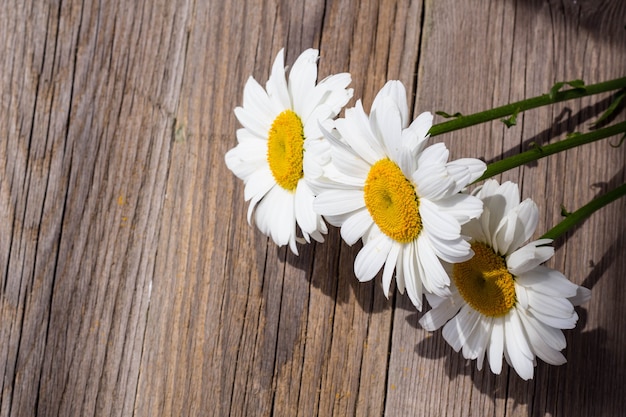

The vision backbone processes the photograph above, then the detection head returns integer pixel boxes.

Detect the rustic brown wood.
[1,0,624,416]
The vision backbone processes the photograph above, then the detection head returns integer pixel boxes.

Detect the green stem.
[474,121,626,182]
[541,182,626,240]
[429,77,626,136]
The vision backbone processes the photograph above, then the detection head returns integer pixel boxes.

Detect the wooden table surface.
[1,0,625,416]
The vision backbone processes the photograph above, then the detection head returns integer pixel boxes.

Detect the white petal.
[402,241,423,309]
[417,142,449,168]
[371,80,409,127]
[424,231,473,264]
[442,304,481,352]
[382,244,401,297]
[225,139,267,180]
[340,208,374,245]
[402,112,432,154]
[242,165,273,197]
[504,312,535,380]
[313,189,365,217]
[435,193,484,225]
[507,199,539,251]
[354,233,394,282]
[395,246,405,295]
[519,310,567,351]
[416,235,451,294]
[488,318,505,374]
[243,74,279,124]
[295,180,321,236]
[419,297,460,331]
[397,244,413,295]
[234,105,271,139]
[266,49,291,109]
[420,199,462,241]
[462,218,488,244]
[446,158,487,192]
[482,181,520,238]
[529,307,578,329]
[463,315,491,362]
[335,104,384,164]
[316,72,353,115]
[289,49,319,116]
[526,290,575,319]
[517,309,567,365]
[372,97,403,161]
[516,283,530,309]
[515,265,579,298]
[328,137,371,181]
[254,186,298,253]
[507,240,555,275]
[492,206,525,255]
[303,137,329,180]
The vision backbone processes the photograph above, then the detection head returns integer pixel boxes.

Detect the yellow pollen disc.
[363,158,422,243]
[267,110,305,192]
[453,242,516,317]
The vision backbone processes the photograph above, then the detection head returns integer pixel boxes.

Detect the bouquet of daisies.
[225,48,625,380]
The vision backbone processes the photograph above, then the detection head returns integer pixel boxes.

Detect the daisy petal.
[516,265,579,298]
[295,180,320,236]
[488,318,505,374]
[518,309,566,365]
[234,105,271,139]
[340,208,374,245]
[419,296,460,331]
[354,233,394,282]
[371,80,409,127]
[255,186,297,253]
[417,235,450,294]
[243,75,279,123]
[266,49,291,109]
[289,49,319,116]
[314,189,365,217]
[446,158,487,192]
[373,97,403,161]
[382,244,401,297]
[403,111,433,155]
[443,304,481,352]
[402,242,424,309]
[420,199,462,240]
[507,239,555,275]
[504,312,535,380]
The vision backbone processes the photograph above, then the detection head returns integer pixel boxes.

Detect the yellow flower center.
[267,110,305,191]
[363,158,422,243]
[453,242,516,317]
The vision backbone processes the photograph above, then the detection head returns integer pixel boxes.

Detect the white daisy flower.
[313,80,487,309]
[419,179,592,380]
[225,48,353,254]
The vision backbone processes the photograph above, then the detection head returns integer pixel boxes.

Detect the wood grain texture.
[1,0,624,416]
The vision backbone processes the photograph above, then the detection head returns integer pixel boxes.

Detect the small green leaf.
[609,133,626,148]
[591,89,626,128]
[560,204,572,217]
[500,107,520,128]
[549,79,587,100]
[528,141,544,152]
[435,111,463,119]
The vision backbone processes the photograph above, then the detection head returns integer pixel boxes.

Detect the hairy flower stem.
[541,182,626,240]
[428,77,626,137]
[474,121,626,182]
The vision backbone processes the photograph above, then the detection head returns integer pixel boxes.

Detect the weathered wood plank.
[2,0,188,416]
[1,0,624,416]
